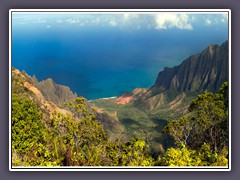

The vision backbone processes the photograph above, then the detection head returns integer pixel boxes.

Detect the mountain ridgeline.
[90,41,229,148]
[22,71,78,107]
[131,41,228,113]
[11,41,229,166]
[153,41,228,94]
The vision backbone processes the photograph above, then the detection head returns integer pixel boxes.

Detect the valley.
[11,41,229,166]
[90,41,229,153]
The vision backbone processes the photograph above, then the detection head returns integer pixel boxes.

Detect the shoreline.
[88,96,117,102]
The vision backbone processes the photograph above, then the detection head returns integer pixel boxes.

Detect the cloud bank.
[154,13,193,30]
[12,12,228,30]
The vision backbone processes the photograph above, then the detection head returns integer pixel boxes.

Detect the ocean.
[12,25,228,100]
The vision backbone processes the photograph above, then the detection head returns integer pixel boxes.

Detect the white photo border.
[9,9,231,171]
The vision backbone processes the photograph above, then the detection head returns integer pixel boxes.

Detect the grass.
[90,98,174,153]
[90,90,200,155]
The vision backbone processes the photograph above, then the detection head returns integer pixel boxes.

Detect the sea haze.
[12,14,228,100]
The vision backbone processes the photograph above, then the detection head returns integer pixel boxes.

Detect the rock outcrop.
[152,41,228,95]
[37,78,77,107]
[133,41,229,113]
[20,71,77,107]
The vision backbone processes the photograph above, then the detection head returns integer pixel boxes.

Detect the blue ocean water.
[12,25,228,100]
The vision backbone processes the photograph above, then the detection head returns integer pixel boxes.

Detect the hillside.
[11,67,158,166]
[11,41,229,166]
[134,41,228,112]
[154,41,228,93]
[12,68,78,121]
[90,41,229,151]
[20,71,78,107]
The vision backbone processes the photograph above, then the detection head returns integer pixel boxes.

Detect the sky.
[11,11,229,99]
[11,11,229,31]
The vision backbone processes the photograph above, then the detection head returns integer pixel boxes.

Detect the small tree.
[162,82,229,166]
[12,94,54,166]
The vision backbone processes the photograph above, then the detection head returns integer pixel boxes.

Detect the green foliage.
[66,97,96,119]
[12,71,228,167]
[159,142,228,166]
[66,98,154,166]
[121,138,155,166]
[11,94,108,166]
[91,98,166,154]
[163,116,192,146]
[162,82,229,166]
[219,82,229,110]
[12,93,155,166]
[106,138,154,166]
[210,147,228,166]
[12,94,54,166]
[17,95,152,166]
[12,73,28,95]
[160,144,202,166]
[189,92,226,130]
[188,83,228,152]
[48,110,154,166]
[47,98,109,166]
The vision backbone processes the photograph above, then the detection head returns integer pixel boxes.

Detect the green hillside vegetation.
[12,82,229,166]
[11,42,229,167]
[90,41,229,158]
[91,98,174,156]
[12,96,155,166]
[160,82,229,166]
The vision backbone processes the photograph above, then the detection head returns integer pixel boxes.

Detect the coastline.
[88,96,117,102]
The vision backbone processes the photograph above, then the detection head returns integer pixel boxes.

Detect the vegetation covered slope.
[20,69,77,107]
[153,41,228,94]
[159,82,229,166]
[11,41,229,166]
[12,68,155,166]
[134,41,228,113]
[12,78,229,166]
[90,41,229,153]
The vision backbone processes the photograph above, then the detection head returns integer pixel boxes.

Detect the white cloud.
[221,13,228,23]
[109,20,117,27]
[14,17,46,24]
[221,12,228,18]
[121,13,141,27]
[92,17,100,25]
[12,18,30,24]
[32,18,47,24]
[205,18,212,25]
[191,16,196,22]
[123,13,130,20]
[66,18,80,24]
[221,18,225,23]
[154,13,193,30]
[122,13,139,21]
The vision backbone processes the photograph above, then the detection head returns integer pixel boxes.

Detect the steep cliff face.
[133,41,229,113]
[36,78,77,106]
[152,41,228,95]
[12,67,125,142]
[12,68,73,118]
[20,71,77,107]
